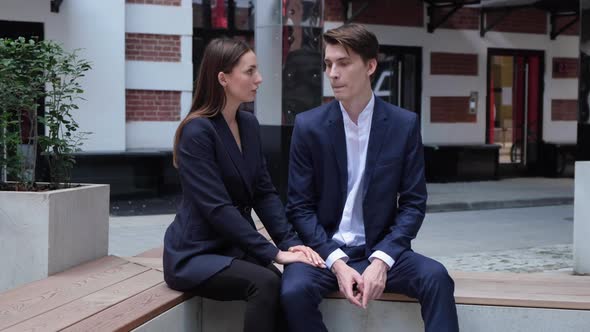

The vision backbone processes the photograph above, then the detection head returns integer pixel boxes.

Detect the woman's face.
[223,51,263,104]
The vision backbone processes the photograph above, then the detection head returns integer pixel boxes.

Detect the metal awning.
[51,0,64,13]
[423,0,579,39]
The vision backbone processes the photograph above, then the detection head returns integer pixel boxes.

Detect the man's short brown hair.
[323,23,379,63]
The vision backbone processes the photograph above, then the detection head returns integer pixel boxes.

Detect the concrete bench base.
[133,297,590,332]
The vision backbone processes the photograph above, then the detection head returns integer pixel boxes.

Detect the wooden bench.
[2,246,590,331]
[0,248,186,332]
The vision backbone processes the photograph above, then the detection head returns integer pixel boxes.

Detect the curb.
[427,197,574,213]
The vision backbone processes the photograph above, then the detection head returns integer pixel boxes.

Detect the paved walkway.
[108,177,576,274]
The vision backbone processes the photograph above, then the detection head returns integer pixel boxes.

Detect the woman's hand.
[289,245,325,267]
[275,247,326,268]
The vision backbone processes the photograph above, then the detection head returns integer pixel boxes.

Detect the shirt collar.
[339,93,375,127]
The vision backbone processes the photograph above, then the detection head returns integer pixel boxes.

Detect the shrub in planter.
[0,37,91,190]
[0,37,109,291]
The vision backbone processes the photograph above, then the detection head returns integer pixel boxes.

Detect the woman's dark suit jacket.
[163,111,302,291]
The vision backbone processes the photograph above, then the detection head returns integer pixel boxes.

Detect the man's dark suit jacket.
[163,111,301,291]
[286,96,427,263]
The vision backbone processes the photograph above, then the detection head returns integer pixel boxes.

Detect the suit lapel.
[211,113,254,198]
[326,101,348,206]
[237,111,257,190]
[363,97,389,198]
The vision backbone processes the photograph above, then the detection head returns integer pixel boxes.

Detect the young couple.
[163,24,459,332]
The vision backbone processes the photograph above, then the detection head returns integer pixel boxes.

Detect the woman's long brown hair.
[172,38,252,168]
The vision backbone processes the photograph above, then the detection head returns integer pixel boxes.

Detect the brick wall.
[434,7,479,30]
[431,52,478,76]
[126,90,181,121]
[352,0,423,27]
[126,33,181,62]
[552,57,579,78]
[431,96,476,123]
[487,8,546,34]
[551,99,577,121]
[126,0,181,5]
[325,0,344,22]
[554,15,579,36]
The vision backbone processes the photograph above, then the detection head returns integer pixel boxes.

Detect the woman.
[163,38,324,332]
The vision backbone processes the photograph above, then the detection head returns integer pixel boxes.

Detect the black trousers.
[194,256,283,332]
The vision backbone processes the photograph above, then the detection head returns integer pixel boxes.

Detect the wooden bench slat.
[452,277,590,310]
[0,257,149,330]
[121,257,163,272]
[134,247,163,259]
[61,283,191,332]
[3,270,164,332]
[452,271,590,283]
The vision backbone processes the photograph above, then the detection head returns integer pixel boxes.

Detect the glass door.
[373,46,421,115]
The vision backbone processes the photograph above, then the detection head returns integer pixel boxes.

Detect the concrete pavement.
[108,177,576,273]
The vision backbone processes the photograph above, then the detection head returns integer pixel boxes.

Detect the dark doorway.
[373,45,422,116]
[487,49,544,173]
[0,20,44,40]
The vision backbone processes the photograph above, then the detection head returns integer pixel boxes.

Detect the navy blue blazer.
[164,111,302,291]
[286,97,427,263]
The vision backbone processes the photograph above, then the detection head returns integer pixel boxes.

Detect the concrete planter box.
[575,161,590,275]
[0,183,109,292]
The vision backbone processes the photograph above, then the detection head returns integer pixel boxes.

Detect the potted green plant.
[0,37,109,292]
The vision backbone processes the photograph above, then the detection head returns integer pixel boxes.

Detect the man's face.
[324,43,376,103]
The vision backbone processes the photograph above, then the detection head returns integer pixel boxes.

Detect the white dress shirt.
[325,94,395,270]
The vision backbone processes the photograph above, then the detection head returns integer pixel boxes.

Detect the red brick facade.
[126,33,181,62]
[552,57,579,79]
[551,99,578,121]
[434,7,480,30]
[431,52,478,76]
[126,0,181,5]
[126,90,181,121]
[352,0,423,27]
[325,0,344,22]
[487,8,547,34]
[431,97,476,123]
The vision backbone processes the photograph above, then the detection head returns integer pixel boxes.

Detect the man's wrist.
[368,250,394,270]
[325,249,348,270]
[330,259,346,274]
[371,258,389,273]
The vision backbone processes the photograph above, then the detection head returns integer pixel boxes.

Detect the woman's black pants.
[195,257,283,332]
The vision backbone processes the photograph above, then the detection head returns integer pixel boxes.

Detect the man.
[281,23,459,332]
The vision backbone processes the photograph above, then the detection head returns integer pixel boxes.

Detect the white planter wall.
[0,184,110,292]
[574,161,590,275]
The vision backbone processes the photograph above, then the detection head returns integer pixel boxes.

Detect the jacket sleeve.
[285,116,341,259]
[177,118,279,264]
[372,114,427,261]
[251,118,303,251]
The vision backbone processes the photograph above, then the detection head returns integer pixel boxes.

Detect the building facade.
[0,0,582,197]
